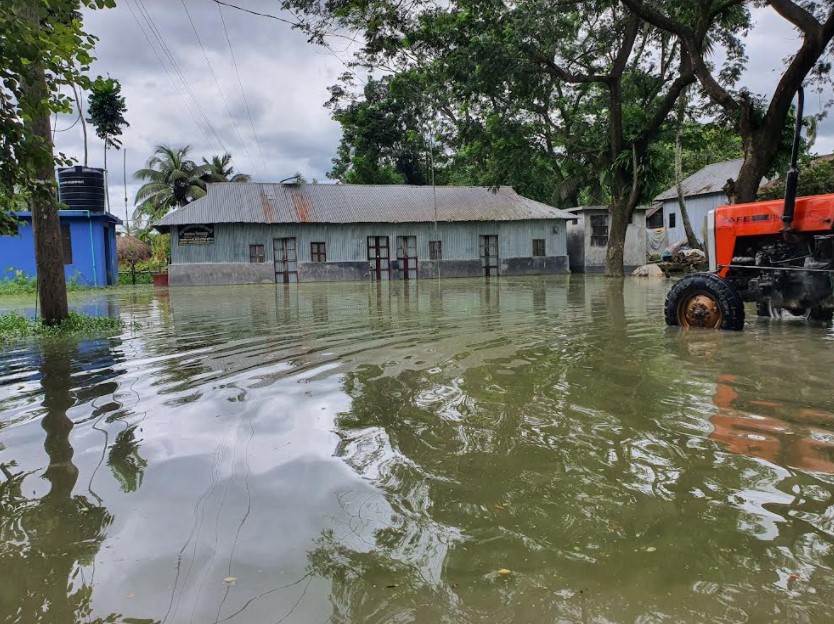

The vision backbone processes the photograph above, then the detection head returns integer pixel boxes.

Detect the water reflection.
[0,278,833,622]
[0,342,153,623]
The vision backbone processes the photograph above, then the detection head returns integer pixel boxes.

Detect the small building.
[153,183,573,286]
[655,159,743,245]
[565,206,648,273]
[0,210,120,287]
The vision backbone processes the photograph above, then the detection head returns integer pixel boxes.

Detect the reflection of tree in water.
[0,343,155,624]
[307,280,834,622]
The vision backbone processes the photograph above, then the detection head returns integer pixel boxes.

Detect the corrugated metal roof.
[154,183,573,229]
[655,159,744,201]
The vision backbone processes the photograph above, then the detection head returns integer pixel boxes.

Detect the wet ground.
[1,276,834,623]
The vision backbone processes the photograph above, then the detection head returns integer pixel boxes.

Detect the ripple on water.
[1,277,834,622]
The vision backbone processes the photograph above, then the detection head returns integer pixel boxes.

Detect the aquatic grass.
[0,312,123,342]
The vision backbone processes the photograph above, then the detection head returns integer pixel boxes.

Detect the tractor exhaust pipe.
[782,87,804,232]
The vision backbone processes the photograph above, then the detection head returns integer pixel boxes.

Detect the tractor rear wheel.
[665,273,745,331]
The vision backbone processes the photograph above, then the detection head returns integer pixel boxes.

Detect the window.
[311,242,326,263]
[590,214,609,247]
[669,212,677,229]
[532,239,546,257]
[61,224,73,264]
[429,240,442,260]
[249,244,265,263]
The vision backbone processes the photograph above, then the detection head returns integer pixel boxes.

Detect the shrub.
[0,312,123,342]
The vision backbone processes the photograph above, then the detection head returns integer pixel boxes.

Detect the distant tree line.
[283,0,834,275]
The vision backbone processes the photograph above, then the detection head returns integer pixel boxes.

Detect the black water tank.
[57,166,106,213]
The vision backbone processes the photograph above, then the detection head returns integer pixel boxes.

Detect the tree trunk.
[734,137,769,203]
[604,206,629,277]
[22,62,69,324]
[675,89,702,250]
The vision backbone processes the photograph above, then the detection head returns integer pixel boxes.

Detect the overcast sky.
[52,1,834,221]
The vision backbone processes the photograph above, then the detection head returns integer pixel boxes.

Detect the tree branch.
[767,0,821,35]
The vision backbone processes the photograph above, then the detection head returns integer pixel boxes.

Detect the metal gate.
[274,237,298,283]
[396,235,418,280]
[479,235,499,277]
[367,236,391,281]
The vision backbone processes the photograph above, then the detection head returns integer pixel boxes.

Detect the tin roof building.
[155,183,573,286]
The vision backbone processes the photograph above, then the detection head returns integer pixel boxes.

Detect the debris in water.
[646,547,657,553]
[224,577,238,585]
[498,569,512,576]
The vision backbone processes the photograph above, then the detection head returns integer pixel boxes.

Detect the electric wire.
[179,0,260,178]
[124,0,215,151]
[216,2,269,179]
[132,0,229,153]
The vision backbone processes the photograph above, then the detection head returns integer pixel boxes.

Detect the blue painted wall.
[0,211,120,286]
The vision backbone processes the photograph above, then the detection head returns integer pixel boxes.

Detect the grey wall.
[662,193,728,245]
[565,209,647,272]
[172,220,567,264]
[169,220,569,285]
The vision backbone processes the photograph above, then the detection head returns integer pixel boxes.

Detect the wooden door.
[274,237,298,283]
[367,236,391,281]
[396,235,418,280]
[479,235,499,277]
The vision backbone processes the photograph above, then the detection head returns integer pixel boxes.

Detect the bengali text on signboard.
[178,224,215,245]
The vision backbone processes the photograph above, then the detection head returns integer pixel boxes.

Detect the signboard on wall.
[178,224,215,245]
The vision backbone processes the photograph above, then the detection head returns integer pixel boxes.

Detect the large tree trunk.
[675,90,702,249]
[604,205,629,277]
[734,133,771,203]
[22,66,69,325]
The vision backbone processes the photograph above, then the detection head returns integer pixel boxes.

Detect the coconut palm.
[201,153,251,183]
[133,145,208,223]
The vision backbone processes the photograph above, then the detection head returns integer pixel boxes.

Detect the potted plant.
[150,234,170,287]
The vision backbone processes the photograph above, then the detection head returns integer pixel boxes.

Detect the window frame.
[429,240,442,261]
[669,212,677,229]
[248,244,265,263]
[532,239,546,257]
[590,214,609,248]
[311,241,327,263]
[61,224,73,265]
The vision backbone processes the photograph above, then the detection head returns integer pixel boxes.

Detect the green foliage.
[86,76,129,149]
[0,0,115,231]
[0,311,122,342]
[0,270,110,295]
[133,145,208,224]
[201,153,251,183]
[758,158,834,201]
[118,270,152,285]
[134,147,251,224]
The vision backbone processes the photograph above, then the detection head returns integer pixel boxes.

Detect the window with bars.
[61,225,73,265]
[590,214,609,247]
[532,239,546,257]
[249,244,265,263]
[311,242,326,262]
[429,240,442,260]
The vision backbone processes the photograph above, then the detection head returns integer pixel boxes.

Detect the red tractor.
[666,89,834,330]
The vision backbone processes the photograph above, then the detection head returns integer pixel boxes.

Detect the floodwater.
[1,277,834,624]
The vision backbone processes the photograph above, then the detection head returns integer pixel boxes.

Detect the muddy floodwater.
[2,277,834,623]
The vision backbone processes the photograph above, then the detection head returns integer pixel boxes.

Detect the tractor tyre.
[665,273,745,331]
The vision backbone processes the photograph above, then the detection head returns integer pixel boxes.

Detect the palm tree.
[133,145,207,223]
[201,153,251,183]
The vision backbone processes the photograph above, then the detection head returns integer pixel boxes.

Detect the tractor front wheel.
[665,273,745,331]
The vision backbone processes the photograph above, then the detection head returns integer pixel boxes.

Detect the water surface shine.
[1,277,834,623]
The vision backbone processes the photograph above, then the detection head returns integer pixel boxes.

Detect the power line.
[179,0,261,178]
[133,0,229,153]
[124,0,215,150]
[217,2,269,179]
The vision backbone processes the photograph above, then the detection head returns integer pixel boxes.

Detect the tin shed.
[154,183,573,286]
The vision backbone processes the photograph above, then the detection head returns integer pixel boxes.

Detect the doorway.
[274,237,298,283]
[479,235,499,277]
[396,235,418,280]
[367,236,391,281]
[102,226,113,285]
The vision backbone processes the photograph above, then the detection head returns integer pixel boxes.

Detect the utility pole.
[123,147,130,235]
[21,6,68,324]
